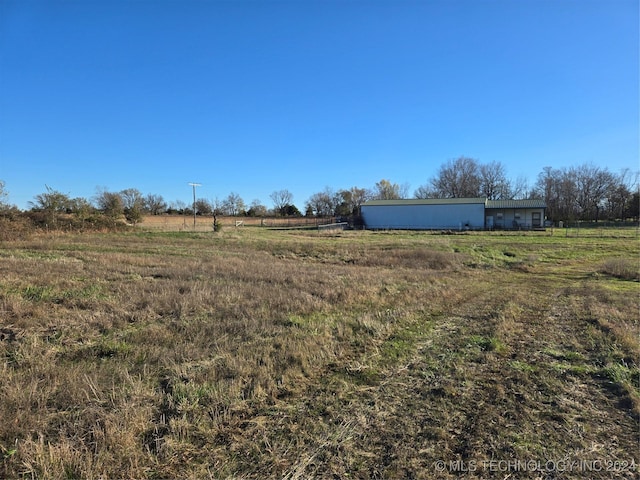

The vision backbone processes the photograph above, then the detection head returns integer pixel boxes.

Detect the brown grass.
[0,228,638,478]
[140,214,332,231]
[601,257,640,281]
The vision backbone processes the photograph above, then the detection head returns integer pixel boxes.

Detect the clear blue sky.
[1,0,638,210]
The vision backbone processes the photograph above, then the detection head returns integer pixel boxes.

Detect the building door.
[532,212,541,227]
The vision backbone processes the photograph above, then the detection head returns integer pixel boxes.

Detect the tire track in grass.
[296,284,639,479]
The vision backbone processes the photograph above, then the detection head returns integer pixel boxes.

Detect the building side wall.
[361,204,485,230]
[485,208,545,229]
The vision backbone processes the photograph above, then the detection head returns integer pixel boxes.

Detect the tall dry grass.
[0,229,638,478]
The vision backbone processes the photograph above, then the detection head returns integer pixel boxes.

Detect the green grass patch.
[467,335,508,354]
[509,360,537,373]
[602,362,640,391]
[94,339,132,359]
[21,285,56,302]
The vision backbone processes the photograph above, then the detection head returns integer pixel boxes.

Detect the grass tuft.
[601,257,640,281]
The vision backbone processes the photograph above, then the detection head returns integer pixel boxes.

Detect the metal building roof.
[485,199,546,209]
[363,198,487,206]
[362,198,546,209]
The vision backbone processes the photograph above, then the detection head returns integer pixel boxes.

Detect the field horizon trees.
[0,163,638,478]
[1,158,638,228]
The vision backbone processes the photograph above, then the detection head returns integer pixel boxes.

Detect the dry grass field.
[0,226,638,479]
[140,215,332,231]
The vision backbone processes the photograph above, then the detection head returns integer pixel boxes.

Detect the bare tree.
[418,157,528,200]
[533,166,567,221]
[145,194,167,215]
[605,169,639,220]
[533,166,603,222]
[429,157,481,198]
[306,187,340,216]
[0,180,17,214]
[168,199,187,214]
[223,192,245,216]
[606,183,631,220]
[210,197,224,217]
[414,184,437,199]
[247,199,268,217]
[573,164,617,222]
[510,175,530,200]
[119,188,145,225]
[270,189,293,216]
[195,198,212,215]
[306,192,326,217]
[630,191,640,221]
[0,180,8,209]
[479,161,511,200]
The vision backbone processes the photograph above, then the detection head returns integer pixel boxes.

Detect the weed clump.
[601,257,639,281]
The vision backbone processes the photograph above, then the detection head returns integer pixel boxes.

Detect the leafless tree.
[247,199,268,217]
[223,192,245,216]
[602,168,639,220]
[210,197,225,217]
[573,164,616,221]
[0,180,8,209]
[145,194,167,215]
[546,168,580,221]
[429,157,481,198]
[270,189,293,215]
[169,199,187,214]
[479,161,511,200]
[510,175,530,200]
[195,198,212,215]
[532,164,624,221]
[120,188,145,225]
[414,184,437,199]
[306,187,340,216]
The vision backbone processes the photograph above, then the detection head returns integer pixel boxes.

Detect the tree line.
[0,158,638,229]
[414,157,639,222]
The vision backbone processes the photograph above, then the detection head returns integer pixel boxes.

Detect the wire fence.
[138,215,340,232]
[136,215,639,238]
[545,222,640,238]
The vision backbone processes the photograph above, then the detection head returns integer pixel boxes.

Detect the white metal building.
[361,198,546,230]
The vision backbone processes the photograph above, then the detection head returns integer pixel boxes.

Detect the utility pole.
[188,182,201,230]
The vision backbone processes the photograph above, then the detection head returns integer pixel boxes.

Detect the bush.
[601,258,639,281]
[0,214,35,240]
[20,211,127,233]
